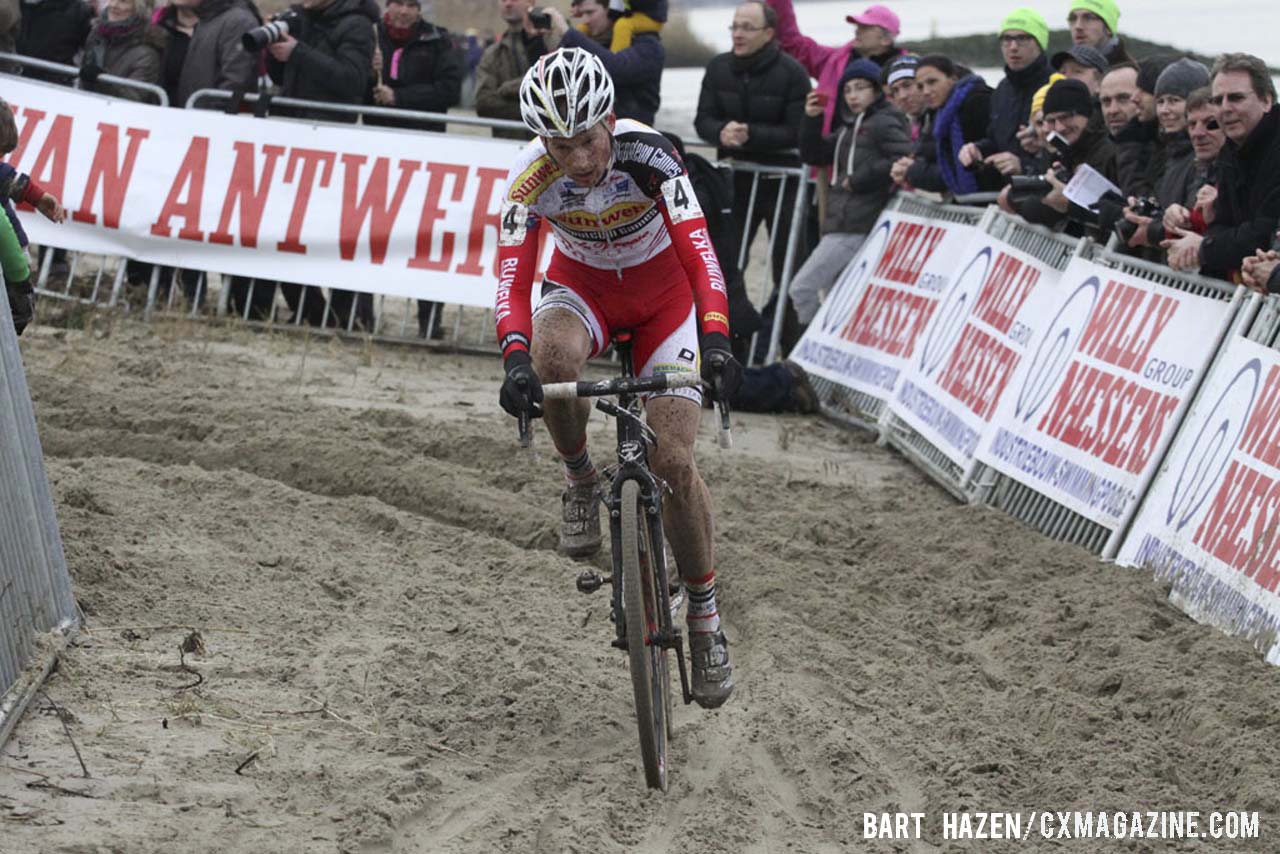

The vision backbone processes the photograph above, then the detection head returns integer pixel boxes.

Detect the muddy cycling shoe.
[689,630,734,709]
[559,482,602,558]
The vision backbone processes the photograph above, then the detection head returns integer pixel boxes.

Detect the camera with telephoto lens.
[528,7,552,29]
[1007,131,1072,200]
[242,9,303,50]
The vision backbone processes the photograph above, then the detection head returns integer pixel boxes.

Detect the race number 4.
[660,175,703,225]
[499,199,530,246]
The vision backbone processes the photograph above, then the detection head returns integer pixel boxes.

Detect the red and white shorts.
[534,247,702,404]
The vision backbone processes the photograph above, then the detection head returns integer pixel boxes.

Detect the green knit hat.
[1000,8,1049,53]
[1068,0,1120,35]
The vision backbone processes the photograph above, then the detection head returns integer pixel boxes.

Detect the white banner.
[1117,330,1280,663]
[3,76,540,306]
[790,211,978,413]
[889,235,1055,480]
[975,256,1236,531]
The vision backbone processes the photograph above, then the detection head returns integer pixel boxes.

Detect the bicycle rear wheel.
[620,479,670,790]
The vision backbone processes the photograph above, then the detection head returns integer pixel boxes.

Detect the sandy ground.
[3,317,1280,853]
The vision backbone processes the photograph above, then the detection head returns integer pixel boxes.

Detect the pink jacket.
[766,0,854,135]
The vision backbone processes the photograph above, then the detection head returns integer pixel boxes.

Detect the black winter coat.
[267,0,377,121]
[559,28,662,126]
[694,41,811,166]
[1112,117,1158,197]
[906,79,1001,194]
[366,20,461,132]
[800,92,912,234]
[977,53,1051,166]
[17,0,93,82]
[1012,121,1117,232]
[1201,106,1280,278]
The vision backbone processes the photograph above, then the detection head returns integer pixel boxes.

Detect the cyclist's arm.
[658,174,731,339]
[494,199,543,359]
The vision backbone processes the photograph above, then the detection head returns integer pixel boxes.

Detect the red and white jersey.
[494,119,730,360]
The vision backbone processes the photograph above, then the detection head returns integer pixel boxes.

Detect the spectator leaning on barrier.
[260,0,377,329]
[895,55,999,197]
[1164,53,1280,278]
[367,0,460,340]
[1158,89,1225,241]
[1017,72,1064,173]
[79,0,165,102]
[695,1,810,301]
[533,0,664,126]
[1051,44,1107,95]
[1001,78,1116,231]
[475,0,545,140]
[154,0,198,105]
[765,0,901,137]
[1098,63,1149,195]
[17,0,94,82]
[1066,0,1132,68]
[1241,227,1279,295]
[960,8,1051,180]
[791,59,911,329]
[170,0,261,107]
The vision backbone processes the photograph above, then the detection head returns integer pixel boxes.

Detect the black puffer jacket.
[1201,106,1280,278]
[267,0,377,120]
[977,52,1051,166]
[800,85,912,235]
[694,40,811,166]
[366,19,461,132]
[17,0,93,82]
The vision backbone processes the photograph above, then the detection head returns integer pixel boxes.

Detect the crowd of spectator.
[3,0,1280,346]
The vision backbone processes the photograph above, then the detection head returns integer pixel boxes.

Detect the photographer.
[256,0,377,329]
[475,0,545,140]
[1001,78,1116,233]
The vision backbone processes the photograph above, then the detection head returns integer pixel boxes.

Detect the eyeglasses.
[1209,92,1252,106]
[728,23,766,33]
[999,34,1036,45]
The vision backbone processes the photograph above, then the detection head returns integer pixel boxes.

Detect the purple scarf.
[934,75,982,196]
[95,14,145,43]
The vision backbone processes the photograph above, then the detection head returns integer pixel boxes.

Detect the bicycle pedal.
[576,571,609,594]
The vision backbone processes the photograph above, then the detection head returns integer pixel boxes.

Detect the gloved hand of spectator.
[6,278,34,336]
[700,331,742,401]
[36,193,65,224]
[499,351,544,419]
[79,61,102,85]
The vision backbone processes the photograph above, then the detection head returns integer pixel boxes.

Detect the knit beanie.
[1137,54,1178,95]
[1067,0,1119,35]
[844,58,884,88]
[1154,58,1210,100]
[1042,78,1094,118]
[999,8,1049,53]
[1031,72,1066,118]
[883,55,919,87]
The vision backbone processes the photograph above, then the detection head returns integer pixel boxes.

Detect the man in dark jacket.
[539,0,663,125]
[695,0,810,353]
[962,8,1052,177]
[1066,0,1133,67]
[260,0,377,330]
[474,0,544,140]
[175,0,261,107]
[1165,54,1280,279]
[17,0,93,82]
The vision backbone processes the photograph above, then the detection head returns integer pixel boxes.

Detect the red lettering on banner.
[1240,364,1280,468]
[1078,280,1179,372]
[277,148,336,254]
[209,142,286,247]
[1037,362,1180,474]
[408,162,467,271]
[338,155,420,263]
[872,222,946,286]
[972,252,1039,334]
[936,325,1018,420]
[149,136,208,241]
[72,123,150,228]
[1191,460,1280,589]
[839,284,936,357]
[25,114,73,210]
[455,166,506,276]
[7,108,46,170]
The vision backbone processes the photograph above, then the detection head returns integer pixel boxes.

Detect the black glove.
[6,278,34,336]
[499,350,544,418]
[79,62,102,85]
[700,331,742,401]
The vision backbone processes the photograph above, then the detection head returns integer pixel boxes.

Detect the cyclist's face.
[544,117,616,187]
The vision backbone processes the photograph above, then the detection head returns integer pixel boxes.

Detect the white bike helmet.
[519,48,615,138]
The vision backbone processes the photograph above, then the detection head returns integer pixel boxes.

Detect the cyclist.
[495,47,741,709]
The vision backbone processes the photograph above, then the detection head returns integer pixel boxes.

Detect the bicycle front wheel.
[620,479,670,791]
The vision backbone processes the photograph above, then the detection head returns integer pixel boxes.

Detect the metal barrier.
[0,276,80,750]
[0,53,168,106]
